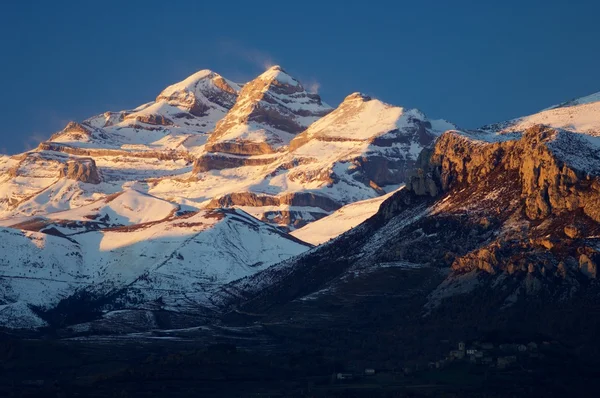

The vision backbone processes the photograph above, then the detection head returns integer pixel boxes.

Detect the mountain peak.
[202,66,332,157]
[256,65,300,87]
[343,92,372,102]
[153,69,240,117]
[158,69,239,100]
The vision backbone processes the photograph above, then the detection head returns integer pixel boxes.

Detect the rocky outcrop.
[206,192,341,213]
[59,158,101,184]
[49,122,93,141]
[261,210,328,230]
[192,153,277,173]
[579,254,597,278]
[37,142,194,162]
[405,148,440,197]
[407,125,600,223]
[124,114,173,126]
[564,224,581,239]
[203,141,277,156]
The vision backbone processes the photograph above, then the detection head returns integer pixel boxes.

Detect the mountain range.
[0,65,599,357]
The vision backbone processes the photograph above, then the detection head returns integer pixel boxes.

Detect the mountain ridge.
[1,66,600,338]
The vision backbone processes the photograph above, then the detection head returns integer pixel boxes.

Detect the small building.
[336,373,353,381]
[475,351,484,358]
[458,341,466,351]
[467,349,478,355]
[518,344,527,352]
[482,357,493,365]
[364,368,376,375]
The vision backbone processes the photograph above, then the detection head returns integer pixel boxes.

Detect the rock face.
[203,65,332,158]
[155,70,239,116]
[408,125,600,223]
[207,192,341,212]
[59,158,101,184]
[192,152,277,172]
[401,124,600,280]
[123,114,173,126]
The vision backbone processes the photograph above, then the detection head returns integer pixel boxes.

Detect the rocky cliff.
[58,158,102,184]
[403,125,600,279]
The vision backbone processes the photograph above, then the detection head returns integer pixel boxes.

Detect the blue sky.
[1,0,598,154]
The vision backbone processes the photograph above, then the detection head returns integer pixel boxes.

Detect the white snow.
[291,187,401,245]
[0,208,310,328]
[483,91,600,137]
[42,189,178,226]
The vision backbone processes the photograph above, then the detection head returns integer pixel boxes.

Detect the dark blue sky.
[1,0,598,154]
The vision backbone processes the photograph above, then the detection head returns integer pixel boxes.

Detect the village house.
[440,340,542,370]
[497,356,517,369]
[336,373,353,381]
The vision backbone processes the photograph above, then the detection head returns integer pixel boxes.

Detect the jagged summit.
[201,66,332,157]
[257,65,300,86]
[156,69,240,105]
[154,69,240,115]
[343,92,373,102]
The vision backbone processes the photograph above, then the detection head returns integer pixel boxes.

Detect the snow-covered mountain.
[0,205,309,329]
[51,69,241,153]
[215,91,600,360]
[197,91,454,228]
[0,67,598,335]
[0,66,455,330]
[0,66,451,230]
